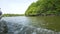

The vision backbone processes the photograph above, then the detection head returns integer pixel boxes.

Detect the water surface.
[1,16,60,34]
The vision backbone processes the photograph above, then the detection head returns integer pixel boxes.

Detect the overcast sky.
[0,0,37,14]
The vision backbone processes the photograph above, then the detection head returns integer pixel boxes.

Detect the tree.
[25,0,60,16]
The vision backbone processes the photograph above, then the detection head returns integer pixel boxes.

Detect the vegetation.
[25,0,60,16]
[3,14,25,17]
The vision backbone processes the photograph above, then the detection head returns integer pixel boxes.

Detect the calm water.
[1,16,60,34]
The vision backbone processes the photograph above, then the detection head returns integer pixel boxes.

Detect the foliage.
[3,14,25,17]
[25,0,60,16]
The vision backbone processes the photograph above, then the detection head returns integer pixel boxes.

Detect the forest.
[25,0,60,16]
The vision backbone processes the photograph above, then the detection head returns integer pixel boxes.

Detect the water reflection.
[1,16,60,34]
[28,16,60,32]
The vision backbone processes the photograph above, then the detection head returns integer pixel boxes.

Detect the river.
[1,16,60,34]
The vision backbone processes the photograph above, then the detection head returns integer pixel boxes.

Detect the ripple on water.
[5,22,60,34]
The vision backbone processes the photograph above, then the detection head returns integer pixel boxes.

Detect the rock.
[0,20,8,34]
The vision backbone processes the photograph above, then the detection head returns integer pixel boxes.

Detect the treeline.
[3,14,25,17]
[25,0,60,16]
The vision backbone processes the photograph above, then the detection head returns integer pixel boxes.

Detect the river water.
[1,16,60,34]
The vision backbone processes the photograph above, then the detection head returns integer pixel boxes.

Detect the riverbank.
[2,14,25,17]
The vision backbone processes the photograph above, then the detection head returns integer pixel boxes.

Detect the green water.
[27,16,60,32]
[2,16,60,34]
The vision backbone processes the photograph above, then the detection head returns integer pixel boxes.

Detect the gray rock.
[0,20,8,34]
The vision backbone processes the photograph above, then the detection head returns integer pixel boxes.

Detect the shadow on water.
[0,16,60,34]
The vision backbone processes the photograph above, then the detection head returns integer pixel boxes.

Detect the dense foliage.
[25,0,60,16]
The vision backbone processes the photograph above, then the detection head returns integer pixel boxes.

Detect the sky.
[0,0,37,14]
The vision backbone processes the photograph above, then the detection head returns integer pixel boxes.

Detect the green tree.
[25,0,60,16]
